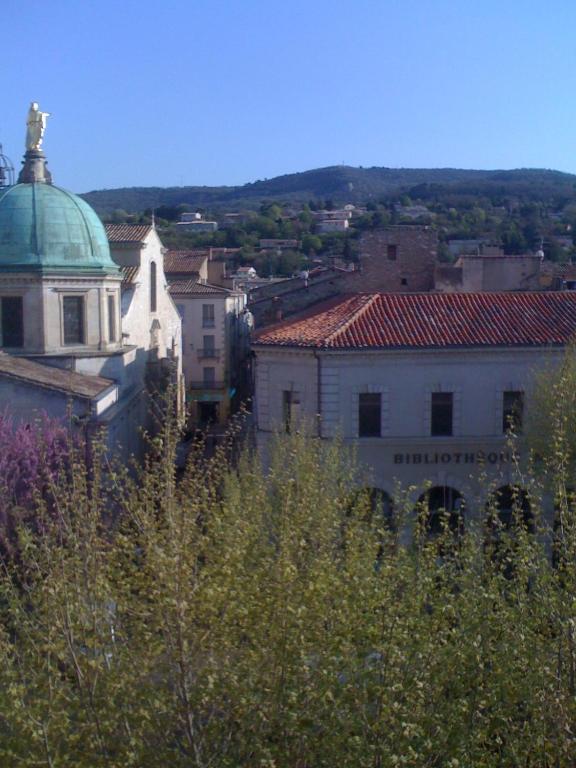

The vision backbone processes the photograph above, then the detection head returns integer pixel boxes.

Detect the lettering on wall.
[393,450,513,466]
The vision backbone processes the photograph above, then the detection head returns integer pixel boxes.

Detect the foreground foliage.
[0,421,575,767]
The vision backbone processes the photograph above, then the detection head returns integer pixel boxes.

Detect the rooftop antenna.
[0,144,15,187]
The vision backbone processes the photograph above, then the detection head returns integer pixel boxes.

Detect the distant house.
[220,212,254,227]
[435,253,542,293]
[317,219,349,233]
[447,239,491,257]
[164,249,210,282]
[176,212,218,232]
[394,204,433,221]
[314,209,353,221]
[233,266,258,279]
[540,262,576,291]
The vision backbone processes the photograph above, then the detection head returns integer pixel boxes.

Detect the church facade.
[0,114,183,458]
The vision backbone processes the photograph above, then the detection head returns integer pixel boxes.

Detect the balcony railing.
[189,380,226,390]
[197,347,221,361]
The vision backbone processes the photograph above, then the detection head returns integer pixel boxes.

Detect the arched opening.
[417,486,465,537]
[367,488,395,530]
[347,487,396,562]
[486,485,533,533]
[150,261,157,313]
[349,487,395,528]
[485,485,534,577]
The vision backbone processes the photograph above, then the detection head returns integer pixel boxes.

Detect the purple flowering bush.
[0,410,72,557]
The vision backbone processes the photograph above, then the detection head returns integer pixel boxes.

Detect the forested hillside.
[81,165,576,214]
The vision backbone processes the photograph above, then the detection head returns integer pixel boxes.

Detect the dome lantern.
[0,102,119,275]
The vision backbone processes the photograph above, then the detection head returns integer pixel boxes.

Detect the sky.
[2,0,576,193]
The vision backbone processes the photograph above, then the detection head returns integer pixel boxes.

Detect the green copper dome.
[0,183,119,273]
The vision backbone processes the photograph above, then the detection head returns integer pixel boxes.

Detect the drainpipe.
[314,350,322,438]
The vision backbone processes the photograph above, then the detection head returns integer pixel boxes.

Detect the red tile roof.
[121,265,140,287]
[254,292,576,349]
[105,224,152,243]
[164,250,209,275]
[168,280,230,296]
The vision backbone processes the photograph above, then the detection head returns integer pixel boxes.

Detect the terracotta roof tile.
[105,224,152,243]
[254,292,576,349]
[164,250,209,275]
[121,265,140,287]
[0,354,115,399]
[168,280,230,296]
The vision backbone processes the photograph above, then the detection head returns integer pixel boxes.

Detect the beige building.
[435,253,542,293]
[168,280,250,428]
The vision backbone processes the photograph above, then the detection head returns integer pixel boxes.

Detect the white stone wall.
[111,229,183,380]
[0,378,91,420]
[254,345,564,516]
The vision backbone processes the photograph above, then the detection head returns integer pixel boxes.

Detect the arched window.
[485,485,533,577]
[347,487,396,561]
[150,261,157,313]
[417,486,465,538]
[367,488,395,530]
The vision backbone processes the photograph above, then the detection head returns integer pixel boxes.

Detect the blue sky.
[2,0,576,192]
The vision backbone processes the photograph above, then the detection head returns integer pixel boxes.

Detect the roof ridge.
[324,294,378,346]
[254,291,576,350]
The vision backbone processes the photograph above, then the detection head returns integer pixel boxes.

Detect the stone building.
[345,226,437,293]
[252,291,576,527]
[435,253,542,293]
[168,279,250,428]
[0,134,182,457]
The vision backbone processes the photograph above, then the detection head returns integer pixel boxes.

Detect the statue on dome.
[25,102,50,152]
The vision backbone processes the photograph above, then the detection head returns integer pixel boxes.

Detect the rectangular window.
[150,262,157,313]
[358,393,381,437]
[203,366,216,385]
[283,390,300,434]
[503,390,524,433]
[203,334,215,356]
[202,304,215,328]
[1,297,23,347]
[63,296,85,345]
[431,392,453,436]
[387,244,398,261]
[108,295,116,342]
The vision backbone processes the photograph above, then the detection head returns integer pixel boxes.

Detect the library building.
[253,291,576,531]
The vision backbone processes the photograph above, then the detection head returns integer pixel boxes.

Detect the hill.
[80,165,576,214]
